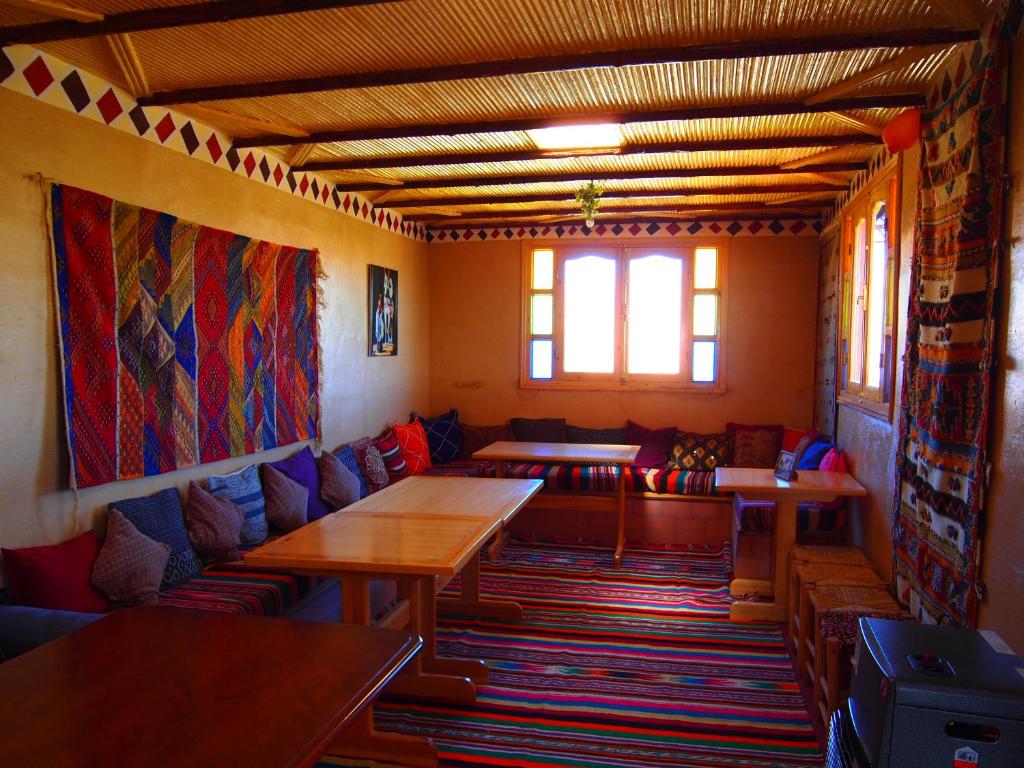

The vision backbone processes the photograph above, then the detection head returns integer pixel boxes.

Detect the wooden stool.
[791,544,871,567]
[787,560,883,650]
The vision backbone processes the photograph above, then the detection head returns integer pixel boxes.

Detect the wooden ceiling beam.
[235,93,925,149]
[298,133,881,172]
[404,201,834,222]
[106,32,149,98]
[823,111,886,135]
[0,0,101,22]
[780,145,872,169]
[382,184,841,209]
[922,0,984,31]
[0,0,407,46]
[805,43,955,105]
[136,27,977,106]
[332,161,865,192]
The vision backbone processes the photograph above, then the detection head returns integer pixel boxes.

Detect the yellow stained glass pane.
[531,294,553,335]
[532,249,554,290]
[694,247,718,289]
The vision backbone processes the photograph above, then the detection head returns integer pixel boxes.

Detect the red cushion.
[782,427,818,453]
[393,420,433,475]
[2,530,109,612]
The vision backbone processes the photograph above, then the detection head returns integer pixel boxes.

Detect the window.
[523,242,724,389]
[839,166,899,417]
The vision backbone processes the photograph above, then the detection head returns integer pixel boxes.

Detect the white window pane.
[532,249,553,290]
[694,247,718,289]
[849,218,867,385]
[692,341,717,382]
[530,339,553,379]
[693,294,717,337]
[564,255,616,373]
[531,294,553,335]
[866,204,887,388]
[627,255,682,374]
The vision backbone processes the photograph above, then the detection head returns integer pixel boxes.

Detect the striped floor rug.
[321,540,823,768]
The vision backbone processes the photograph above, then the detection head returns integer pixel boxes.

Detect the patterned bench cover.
[735,495,848,534]
[423,459,497,478]
[499,463,717,496]
[158,564,322,616]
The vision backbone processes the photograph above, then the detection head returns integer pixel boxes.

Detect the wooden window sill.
[838,394,893,422]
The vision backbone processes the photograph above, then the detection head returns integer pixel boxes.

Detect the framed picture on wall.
[368,264,398,356]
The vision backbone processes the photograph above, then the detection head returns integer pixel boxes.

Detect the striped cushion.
[623,467,717,496]
[158,564,320,616]
[207,464,268,546]
[735,495,849,534]
[110,488,201,589]
[374,429,408,481]
[333,445,368,499]
[504,463,620,492]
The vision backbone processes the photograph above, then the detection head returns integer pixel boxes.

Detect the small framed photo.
[368,264,397,357]
[773,450,798,482]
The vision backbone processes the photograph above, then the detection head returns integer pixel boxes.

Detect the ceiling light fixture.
[528,123,623,151]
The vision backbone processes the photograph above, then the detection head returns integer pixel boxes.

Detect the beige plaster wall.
[427,235,819,432]
[0,88,429,551]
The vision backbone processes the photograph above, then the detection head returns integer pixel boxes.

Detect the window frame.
[520,238,728,393]
[838,160,900,420]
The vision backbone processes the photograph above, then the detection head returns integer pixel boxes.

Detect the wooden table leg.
[614,466,627,568]
[326,708,438,768]
[437,551,524,622]
[494,460,507,478]
[729,498,796,622]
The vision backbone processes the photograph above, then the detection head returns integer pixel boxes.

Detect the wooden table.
[0,606,422,768]
[473,441,640,566]
[714,467,868,622]
[245,477,542,723]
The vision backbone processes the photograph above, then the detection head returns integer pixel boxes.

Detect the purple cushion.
[260,465,308,532]
[626,420,677,468]
[184,481,244,562]
[510,417,567,443]
[267,446,330,521]
[92,509,171,606]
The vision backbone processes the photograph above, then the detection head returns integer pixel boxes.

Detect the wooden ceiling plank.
[406,201,834,223]
[288,144,318,167]
[796,172,850,187]
[135,27,977,106]
[0,0,408,47]
[177,103,311,138]
[106,33,149,98]
[384,184,841,209]
[780,145,868,169]
[822,111,886,135]
[768,192,822,206]
[805,43,956,105]
[0,0,101,22]
[235,93,925,149]
[331,171,403,186]
[299,134,882,172]
[922,0,985,31]
[331,161,865,192]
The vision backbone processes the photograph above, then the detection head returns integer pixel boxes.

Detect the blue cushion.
[0,605,103,659]
[109,487,201,589]
[797,438,835,470]
[267,446,330,521]
[334,445,368,499]
[207,464,269,546]
[413,409,462,464]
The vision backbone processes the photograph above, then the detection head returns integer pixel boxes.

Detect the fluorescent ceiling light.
[527,123,623,150]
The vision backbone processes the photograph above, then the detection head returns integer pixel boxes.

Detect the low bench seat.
[157,563,324,616]
[734,495,848,535]
[423,459,496,478]
[499,462,718,496]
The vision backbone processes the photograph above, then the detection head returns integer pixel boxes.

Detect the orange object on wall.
[882,108,921,154]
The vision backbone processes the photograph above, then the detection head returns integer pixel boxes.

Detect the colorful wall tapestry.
[892,1,1021,626]
[50,183,321,489]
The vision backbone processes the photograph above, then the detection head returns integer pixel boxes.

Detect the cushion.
[626,420,676,468]
[207,464,269,546]
[184,481,245,561]
[819,448,848,473]
[412,409,462,464]
[727,422,784,468]
[566,424,628,444]
[623,466,717,496]
[158,563,321,617]
[374,428,408,481]
[460,423,511,458]
[334,444,368,499]
[393,420,432,475]
[92,508,171,606]
[668,431,732,471]
[0,605,103,660]
[267,445,330,522]
[782,427,818,453]
[2,530,109,613]
[260,464,309,532]
[110,487,201,589]
[350,437,390,494]
[797,438,836,470]
[320,450,361,509]
[510,417,567,443]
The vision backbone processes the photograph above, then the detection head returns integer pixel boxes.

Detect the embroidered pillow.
[267,445,330,522]
[110,487,201,589]
[412,409,462,464]
[92,509,171,606]
[349,437,390,494]
[2,530,109,613]
[566,424,628,444]
[260,464,308,532]
[509,417,567,443]
[207,464,268,546]
[460,423,511,458]
[626,420,677,468]
[184,481,245,562]
[727,423,784,468]
[667,432,732,471]
[320,450,361,509]
[334,444,368,499]
[374,428,408,481]
[393,420,432,475]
